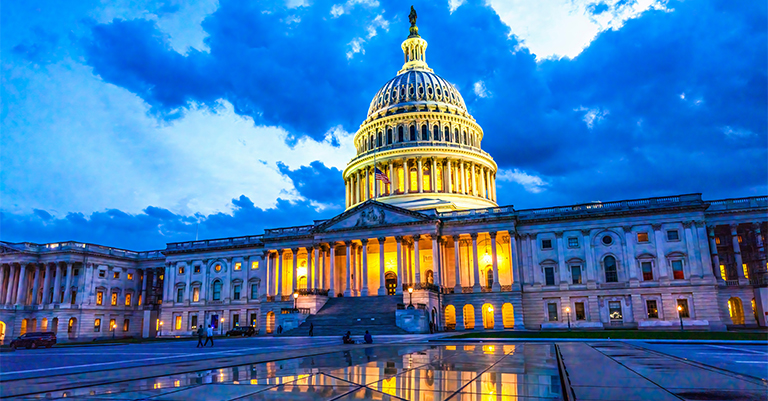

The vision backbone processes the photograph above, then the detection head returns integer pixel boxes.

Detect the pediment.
[314,200,435,233]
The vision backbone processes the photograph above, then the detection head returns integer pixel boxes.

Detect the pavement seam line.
[442,345,519,401]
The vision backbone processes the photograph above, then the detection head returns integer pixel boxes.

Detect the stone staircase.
[280,296,409,336]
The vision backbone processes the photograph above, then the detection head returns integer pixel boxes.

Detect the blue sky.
[2,0,766,250]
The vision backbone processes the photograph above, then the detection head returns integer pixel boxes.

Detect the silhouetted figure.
[364,330,373,344]
[309,323,314,337]
[342,331,353,344]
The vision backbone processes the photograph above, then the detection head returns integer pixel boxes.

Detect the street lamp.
[159,321,163,337]
[677,305,684,331]
[293,292,299,309]
[407,287,414,309]
[111,321,116,339]
[220,317,225,336]
[565,307,571,331]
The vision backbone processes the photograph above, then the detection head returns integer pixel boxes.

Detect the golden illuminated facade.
[344,19,498,212]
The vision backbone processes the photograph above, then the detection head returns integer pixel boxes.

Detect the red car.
[10,332,57,350]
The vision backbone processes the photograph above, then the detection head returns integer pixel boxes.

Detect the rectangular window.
[70,289,77,305]
[667,230,679,241]
[96,291,104,306]
[94,318,101,332]
[641,262,653,281]
[637,232,649,242]
[715,236,721,245]
[194,265,201,274]
[123,319,129,332]
[250,313,258,327]
[609,301,623,321]
[646,300,659,319]
[60,290,65,304]
[234,262,242,271]
[743,263,750,279]
[138,294,142,306]
[738,235,743,243]
[567,237,579,248]
[570,266,582,284]
[127,273,133,280]
[175,316,182,330]
[233,285,241,300]
[544,267,555,286]
[113,272,120,279]
[111,292,117,306]
[251,261,259,270]
[541,239,553,249]
[672,260,684,280]
[109,318,116,332]
[98,270,106,278]
[574,302,586,320]
[74,269,79,276]
[720,264,727,280]
[176,288,184,303]
[251,284,258,299]
[125,293,132,306]
[178,266,184,275]
[193,287,200,302]
[233,314,240,327]
[190,315,198,329]
[677,299,690,318]
[547,303,558,321]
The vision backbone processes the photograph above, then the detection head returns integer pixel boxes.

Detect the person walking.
[196,325,205,348]
[277,325,283,335]
[204,325,214,347]
[364,330,373,344]
[309,323,314,337]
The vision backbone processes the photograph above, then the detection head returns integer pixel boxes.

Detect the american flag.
[375,167,390,184]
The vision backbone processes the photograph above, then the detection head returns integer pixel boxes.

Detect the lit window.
[738,235,743,243]
[570,266,582,284]
[94,318,101,332]
[422,166,431,192]
[214,264,222,272]
[641,262,653,281]
[646,300,659,319]
[176,288,184,303]
[251,284,258,299]
[677,299,690,318]
[743,264,749,279]
[672,260,684,280]
[715,236,721,245]
[637,232,649,242]
[98,270,106,278]
[127,273,133,280]
[567,237,579,248]
[175,316,182,330]
[125,293,132,306]
[667,230,679,241]
[213,281,222,300]
[96,291,104,306]
[720,264,727,281]
[409,168,418,192]
[541,239,552,249]
[109,318,116,332]
[111,293,117,306]
[544,267,555,286]
[138,294,142,306]
[123,319,129,331]
[574,302,586,320]
[178,266,184,275]
[234,285,241,300]
[190,315,198,329]
[194,265,200,273]
[547,303,558,321]
[251,261,259,270]
[113,272,120,279]
[193,287,200,302]
[234,262,242,271]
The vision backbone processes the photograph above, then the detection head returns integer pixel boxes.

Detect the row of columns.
[708,222,766,282]
[345,157,497,207]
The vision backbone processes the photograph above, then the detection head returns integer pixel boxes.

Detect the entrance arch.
[41,318,48,331]
[266,311,275,334]
[482,303,495,329]
[385,272,397,295]
[728,297,745,325]
[0,321,5,344]
[20,319,28,336]
[463,304,475,330]
[51,317,59,333]
[68,317,77,339]
[502,303,514,328]
[445,305,456,330]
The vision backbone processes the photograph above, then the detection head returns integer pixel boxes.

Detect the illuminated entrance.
[385,272,397,295]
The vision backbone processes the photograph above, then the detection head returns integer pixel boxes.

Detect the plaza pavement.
[0,334,766,400]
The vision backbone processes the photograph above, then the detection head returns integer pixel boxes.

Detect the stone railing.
[725,279,740,286]
[166,235,264,251]
[707,196,768,211]
[263,225,315,238]
[749,277,768,286]
[442,287,455,294]
[518,193,703,220]
[500,285,512,292]
[412,282,440,292]
[4,241,164,259]
[461,287,474,294]
[297,288,330,296]
[280,295,292,302]
[438,205,516,220]
[480,286,493,293]
[266,296,275,302]
[281,308,310,315]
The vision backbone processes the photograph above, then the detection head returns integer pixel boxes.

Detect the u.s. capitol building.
[1,14,766,342]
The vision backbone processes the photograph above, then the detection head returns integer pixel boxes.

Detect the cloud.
[497,169,549,193]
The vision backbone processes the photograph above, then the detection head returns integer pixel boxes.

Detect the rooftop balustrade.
[165,235,264,251]
[706,196,768,211]
[2,241,164,259]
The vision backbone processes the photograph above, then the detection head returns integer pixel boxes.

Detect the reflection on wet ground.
[17,343,563,400]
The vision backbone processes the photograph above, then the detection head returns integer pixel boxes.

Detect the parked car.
[10,332,57,350]
[225,326,256,337]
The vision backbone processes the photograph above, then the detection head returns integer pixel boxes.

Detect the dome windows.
[427,85,433,96]
[409,86,415,96]
[418,85,424,96]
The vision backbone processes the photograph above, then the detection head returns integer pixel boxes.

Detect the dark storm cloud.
[1,196,328,251]
[277,161,345,206]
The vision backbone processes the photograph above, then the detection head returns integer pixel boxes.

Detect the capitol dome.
[343,10,498,212]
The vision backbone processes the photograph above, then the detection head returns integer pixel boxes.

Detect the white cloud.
[473,80,490,98]
[346,38,365,59]
[448,0,465,13]
[497,169,549,193]
[331,4,345,17]
[488,0,667,60]
[722,126,755,139]
[575,106,609,129]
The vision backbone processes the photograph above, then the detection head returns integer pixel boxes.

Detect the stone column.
[431,235,441,287]
[453,235,462,291]
[15,264,28,305]
[683,222,697,279]
[470,163,477,196]
[291,248,299,292]
[184,261,193,301]
[417,158,423,193]
[313,245,320,290]
[754,222,766,271]
[63,263,73,305]
[446,160,453,194]
[276,250,284,296]
[413,235,421,284]
[6,265,18,304]
[471,233,481,292]
[344,242,352,296]
[508,234,521,285]
[485,169,491,199]
[403,158,411,193]
[695,222,712,278]
[430,159,438,193]
[42,264,54,305]
[329,244,337,296]
[707,226,722,280]
[395,236,404,294]
[31,265,41,305]
[460,162,466,195]
[361,239,370,296]
[0,266,6,305]
[378,237,387,295]
[653,224,668,280]
[490,232,500,291]
[731,224,746,281]
[388,162,395,195]
[491,173,496,201]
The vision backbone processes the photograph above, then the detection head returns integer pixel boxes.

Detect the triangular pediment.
[314,200,435,233]
[0,243,22,254]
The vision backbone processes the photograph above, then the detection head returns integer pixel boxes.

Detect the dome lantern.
[399,7,432,74]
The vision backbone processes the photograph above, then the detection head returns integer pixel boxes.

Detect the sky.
[2,0,766,250]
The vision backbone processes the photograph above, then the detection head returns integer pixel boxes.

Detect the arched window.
[444,127,450,141]
[369,135,374,149]
[463,304,475,329]
[502,303,514,328]
[728,297,745,325]
[486,269,494,288]
[445,305,456,330]
[421,124,428,141]
[463,131,468,144]
[212,280,223,300]
[454,128,460,143]
[387,128,393,144]
[604,256,618,283]
[433,125,439,140]
[266,311,275,334]
[51,317,59,333]
[482,304,494,329]
[426,270,434,284]
[410,125,416,141]
[398,126,404,142]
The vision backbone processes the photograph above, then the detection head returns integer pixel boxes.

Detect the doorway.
[385,272,397,295]
[608,301,623,326]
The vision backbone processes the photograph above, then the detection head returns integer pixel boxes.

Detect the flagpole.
[373,139,377,200]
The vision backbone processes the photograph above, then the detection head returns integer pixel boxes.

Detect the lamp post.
[565,307,571,331]
[159,321,163,337]
[293,292,299,310]
[220,317,224,336]
[408,287,414,309]
[111,321,116,339]
[677,305,684,331]
[488,306,494,329]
